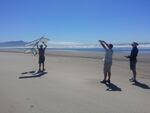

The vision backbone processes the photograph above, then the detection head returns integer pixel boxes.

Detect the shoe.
[101,80,106,84]
[42,68,45,72]
[38,69,41,73]
[107,80,111,84]
[129,78,134,82]
[132,79,137,83]
[129,78,137,82]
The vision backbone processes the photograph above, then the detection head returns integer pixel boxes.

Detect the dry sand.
[0,51,150,113]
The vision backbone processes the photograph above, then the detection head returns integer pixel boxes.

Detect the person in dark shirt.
[125,42,139,82]
[37,42,47,72]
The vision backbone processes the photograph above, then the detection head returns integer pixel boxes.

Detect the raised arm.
[102,41,110,49]
[42,42,47,49]
[99,40,107,50]
[36,41,39,49]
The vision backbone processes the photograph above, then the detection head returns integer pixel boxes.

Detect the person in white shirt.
[99,40,113,84]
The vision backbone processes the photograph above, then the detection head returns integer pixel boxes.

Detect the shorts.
[104,63,112,73]
[130,60,137,70]
[39,56,45,64]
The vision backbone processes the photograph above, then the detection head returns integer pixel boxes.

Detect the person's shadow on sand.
[132,81,150,89]
[105,83,122,91]
[19,71,47,79]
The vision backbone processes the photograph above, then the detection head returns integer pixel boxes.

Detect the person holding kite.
[37,41,47,72]
[125,42,139,82]
[99,40,114,84]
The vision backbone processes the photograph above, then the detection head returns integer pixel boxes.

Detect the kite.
[24,36,49,56]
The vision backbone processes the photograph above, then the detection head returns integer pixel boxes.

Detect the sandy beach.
[0,51,150,113]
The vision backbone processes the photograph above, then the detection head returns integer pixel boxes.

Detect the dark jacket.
[129,47,138,61]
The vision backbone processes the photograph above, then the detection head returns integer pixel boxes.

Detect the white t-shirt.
[104,49,113,64]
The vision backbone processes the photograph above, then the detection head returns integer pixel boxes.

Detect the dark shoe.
[38,69,41,73]
[132,79,137,83]
[129,78,137,82]
[101,80,106,84]
[42,68,45,72]
[107,80,111,84]
[129,78,134,82]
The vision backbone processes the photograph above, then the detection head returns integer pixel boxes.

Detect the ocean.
[0,47,150,54]
[47,47,150,54]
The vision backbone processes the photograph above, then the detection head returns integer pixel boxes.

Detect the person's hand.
[125,56,129,58]
[36,41,39,45]
[99,40,103,43]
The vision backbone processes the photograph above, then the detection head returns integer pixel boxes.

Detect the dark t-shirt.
[130,47,138,61]
[38,48,45,57]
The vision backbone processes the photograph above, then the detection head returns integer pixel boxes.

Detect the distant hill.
[0,41,27,47]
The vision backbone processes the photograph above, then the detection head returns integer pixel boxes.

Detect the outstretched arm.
[125,55,130,58]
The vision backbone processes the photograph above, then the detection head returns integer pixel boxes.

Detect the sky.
[0,0,150,43]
